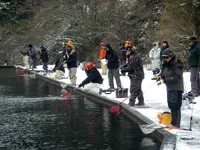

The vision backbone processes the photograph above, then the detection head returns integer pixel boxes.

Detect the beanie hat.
[125,41,133,48]
[67,40,75,49]
[104,43,112,51]
[189,37,197,42]
[40,45,44,49]
[162,48,174,57]
[162,41,168,44]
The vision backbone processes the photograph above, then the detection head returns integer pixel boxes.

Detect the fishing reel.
[157,80,162,86]
[182,91,196,104]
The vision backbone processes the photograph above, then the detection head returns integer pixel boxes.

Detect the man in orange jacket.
[99,42,107,75]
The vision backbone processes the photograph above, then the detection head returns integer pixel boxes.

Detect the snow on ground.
[21,65,200,150]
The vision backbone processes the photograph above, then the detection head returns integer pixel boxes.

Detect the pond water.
[0,68,160,149]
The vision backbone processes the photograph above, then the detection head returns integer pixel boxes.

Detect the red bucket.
[19,69,25,75]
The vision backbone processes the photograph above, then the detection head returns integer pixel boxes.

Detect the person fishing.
[78,62,103,92]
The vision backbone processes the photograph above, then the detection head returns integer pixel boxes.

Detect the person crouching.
[78,62,103,93]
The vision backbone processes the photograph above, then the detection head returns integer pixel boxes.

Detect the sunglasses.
[163,56,169,59]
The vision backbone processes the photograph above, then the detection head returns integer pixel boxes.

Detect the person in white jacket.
[149,42,161,80]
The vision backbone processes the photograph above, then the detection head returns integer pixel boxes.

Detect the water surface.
[0,68,160,149]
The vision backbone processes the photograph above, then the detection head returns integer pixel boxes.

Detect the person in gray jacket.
[20,44,29,68]
[158,48,183,128]
[188,37,200,97]
[149,41,161,80]
[121,46,144,106]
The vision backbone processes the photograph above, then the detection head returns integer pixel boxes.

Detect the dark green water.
[0,68,160,150]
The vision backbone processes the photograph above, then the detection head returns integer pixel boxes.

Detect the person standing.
[121,46,144,106]
[20,44,29,68]
[119,41,127,76]
[149,42,161,80]
[104,43,122,90]
[63,40,77,85]
[99,42,107,75]
[188,37,200,97]
[28,44,37,69]
[40,45,49,75]
[158,48,183,128]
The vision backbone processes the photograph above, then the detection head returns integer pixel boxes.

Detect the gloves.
[156,75,161,82]
[78,83,84,88]
[157,75,165,84]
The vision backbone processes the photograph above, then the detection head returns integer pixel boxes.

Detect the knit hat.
[67,40,75,49]
[104,43,112,51]
[189,37,197,42]
[162,48,174,57]
[162,41,168,44]
[125,41,133,48]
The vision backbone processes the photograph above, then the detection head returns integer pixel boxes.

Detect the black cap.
[104,43,112,51]
[189,37,197,42]
[162,48,174,57]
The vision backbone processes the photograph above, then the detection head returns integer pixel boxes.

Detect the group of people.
[20,44,49,75]
[150,37,200,128]
[86,37,200,129]
[21,37,200,129]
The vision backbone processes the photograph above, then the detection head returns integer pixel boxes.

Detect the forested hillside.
[0,0,200,65]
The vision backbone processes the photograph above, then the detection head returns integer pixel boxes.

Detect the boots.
[128,101,135,106]
[171,109,181,128]
[128,96,135,106]
[136,94,145,106]
[136,101,145,106]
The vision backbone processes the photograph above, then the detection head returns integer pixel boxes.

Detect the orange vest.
[99,47,106,60]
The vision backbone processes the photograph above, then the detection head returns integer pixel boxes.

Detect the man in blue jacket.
[63,40,77,85]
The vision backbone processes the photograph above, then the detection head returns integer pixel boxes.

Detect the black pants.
[129,78,144,103]
[167,90,182,127]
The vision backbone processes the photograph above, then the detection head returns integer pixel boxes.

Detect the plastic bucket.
[161,112,172,125]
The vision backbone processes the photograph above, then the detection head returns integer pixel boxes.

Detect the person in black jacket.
[79,62,103,88]
[121,46,144,106]
[104,43,122,90]
[158,48,183,128]
[28,44,37,69]
[40,45,49,75]
[160,41,169,61]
